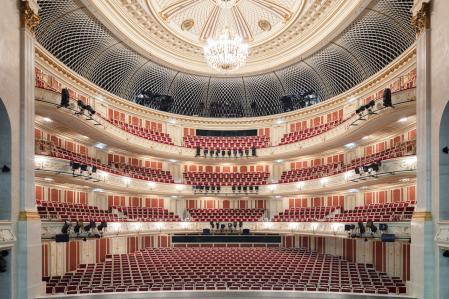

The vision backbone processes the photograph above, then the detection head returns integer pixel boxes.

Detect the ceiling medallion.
[258,19,272,32]
[181,19,195,31]
[204,28,249,72]
[215,0,238,9]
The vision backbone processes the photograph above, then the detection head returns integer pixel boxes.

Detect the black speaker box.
[381,233,395,242]
[55,234,70,243]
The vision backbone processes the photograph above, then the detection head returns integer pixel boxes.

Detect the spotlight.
[366,221,377,234]
[210,221,215,229]
[97,221,107,232]
[61,220,71,234]
[443,250,449,258]
[74,221,82,234]
[80,164,88,172]
[344,224,354,231]
[383,88,393,108]
[86,105,96,116]
[1,165,10,173]
[220,224,225,232]
[77,100,86,113]
[84,220,95,232]
[71,161,80,171]
[0,250,9,273]
[358,222,366,235]
[60,88,70,107]
[239,221,243,229]
[443,146,449,154]
[379,223,388,231]
[354,167,360,175]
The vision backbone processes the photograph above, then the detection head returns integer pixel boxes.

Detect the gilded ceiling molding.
[250,0,292,21]
[200,6,220,41]
[411,0,431,36]
[232,6,253,42]
[160,0,200,21]
[21,0,40,33]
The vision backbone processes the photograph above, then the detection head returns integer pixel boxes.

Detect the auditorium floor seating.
[184,135,270,151]
[279,140,416,183]
[36,201,179,222]
[272,207,338,222]
[188,209,265,222]
[36,140,174,183]
[280,119,344,145]
[43,247,407,295]
[108,119,174,145]
[183,171,269,187]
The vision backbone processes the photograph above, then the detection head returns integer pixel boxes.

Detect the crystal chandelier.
[204,28,249,72]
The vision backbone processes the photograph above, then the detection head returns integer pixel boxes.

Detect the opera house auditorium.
[0,0,448,298]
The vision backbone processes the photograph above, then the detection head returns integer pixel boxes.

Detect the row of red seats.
[109,119,173,145]
[279,140,416,183]
[273,207,337,222]
[36,140,174,183]
[184,135,270,150]
[43,247,406,295]
[188,209,265,222]
[108,162,174,183]
[183,172,269,187]
[113,206,180,222]
[325,202,415,223]
[36,200,179,222]
[280,119,343,145]
[272,202,415,223]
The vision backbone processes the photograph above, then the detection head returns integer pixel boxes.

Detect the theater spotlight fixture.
[443,250,449,258]
[443,146,449,154]
[77,100,87,114]
[366,221,378,235]
[0,250,9,273]
[358,222,366,235]
[85,105,96,116]
[379,223,388,231]
[74,221,82,234]
[61,220,71,234]
[97,221,107,232]
[1,165,10,173]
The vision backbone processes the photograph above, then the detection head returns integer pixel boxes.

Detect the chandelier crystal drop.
[203,28,249,72]
[215,0,238,9]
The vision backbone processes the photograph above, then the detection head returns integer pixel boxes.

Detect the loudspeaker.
[60,88,70,107]
[383,88,392,107]
[251,147,256,156]
[242,229,250,235]
[196,147,201,156]
[202,228,211,235]
[55,234,70,243]
[380,233,396,242]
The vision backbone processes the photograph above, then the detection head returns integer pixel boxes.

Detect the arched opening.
[440,102,449,220]
[0,97,11,220]
[0,97,11,298]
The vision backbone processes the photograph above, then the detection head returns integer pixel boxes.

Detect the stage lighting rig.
[61,220,71,234]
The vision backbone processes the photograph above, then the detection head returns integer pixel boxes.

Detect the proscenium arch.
[0,97,11,220]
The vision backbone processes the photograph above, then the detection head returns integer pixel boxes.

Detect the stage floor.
[37,290,416,299]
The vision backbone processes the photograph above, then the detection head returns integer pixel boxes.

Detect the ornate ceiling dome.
[35,0,415,118]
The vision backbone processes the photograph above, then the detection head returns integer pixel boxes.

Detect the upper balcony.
[35,46,416,162]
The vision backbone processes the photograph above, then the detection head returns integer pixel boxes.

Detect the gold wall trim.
[412,211,433,221]
[18,211,41,221]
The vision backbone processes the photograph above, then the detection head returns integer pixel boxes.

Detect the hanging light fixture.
[204,28,249,72]
[204,0,248,72]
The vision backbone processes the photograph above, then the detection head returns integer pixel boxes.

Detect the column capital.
[21,0,40,34]
[411,0,431,36]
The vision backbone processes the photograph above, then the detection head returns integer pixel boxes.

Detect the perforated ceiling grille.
[36,0,414,118]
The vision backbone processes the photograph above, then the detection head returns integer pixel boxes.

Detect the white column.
[16,1,43,298]
[410,2,435,299]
